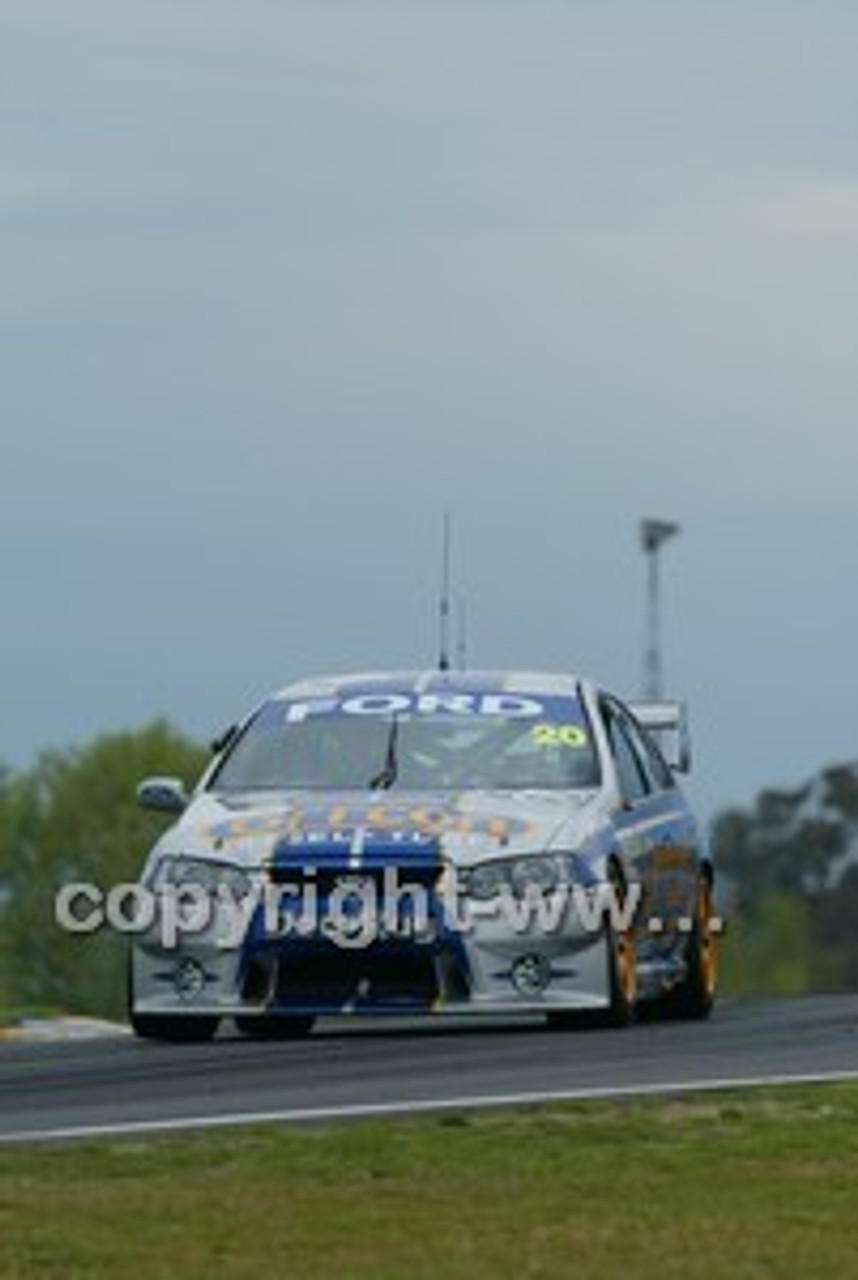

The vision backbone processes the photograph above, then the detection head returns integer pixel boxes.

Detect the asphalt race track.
[2,994,858,1144]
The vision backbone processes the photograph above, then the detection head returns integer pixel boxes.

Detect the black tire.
[668,876,718,1020]
[234,1014,316,1040]
[126,948,219,1042]
[645,875,718,1022]
[129,1011,220,1043]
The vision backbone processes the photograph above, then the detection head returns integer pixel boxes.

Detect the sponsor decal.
[209,803,536,845]
[282,692,548,723]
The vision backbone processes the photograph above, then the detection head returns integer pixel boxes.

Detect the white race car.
[128,669,719,1040]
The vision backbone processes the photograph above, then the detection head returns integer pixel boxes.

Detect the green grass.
[3,1085,858,1278]
[0,1006,64,1029]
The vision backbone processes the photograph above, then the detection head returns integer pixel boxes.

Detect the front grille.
[244,838,462,1011]
[241,940,440,1011]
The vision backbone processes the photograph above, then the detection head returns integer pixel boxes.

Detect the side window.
[603,701,650,802]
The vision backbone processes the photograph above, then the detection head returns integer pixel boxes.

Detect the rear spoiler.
[628,699,692,773]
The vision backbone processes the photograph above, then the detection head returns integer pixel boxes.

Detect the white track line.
[4,1068,858,1145]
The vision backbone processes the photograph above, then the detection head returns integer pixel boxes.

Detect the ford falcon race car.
[128,670,720,1040]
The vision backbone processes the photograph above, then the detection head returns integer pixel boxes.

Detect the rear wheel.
[235,1014,316,1040]
[668,875,718,1020]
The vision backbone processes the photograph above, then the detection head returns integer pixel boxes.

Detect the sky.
[2,1,857,826]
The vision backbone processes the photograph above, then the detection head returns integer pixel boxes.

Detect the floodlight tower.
[640,518,680,700]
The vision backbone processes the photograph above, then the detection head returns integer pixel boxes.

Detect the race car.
[128,669,720,1040]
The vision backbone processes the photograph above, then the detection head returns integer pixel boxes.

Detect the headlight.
[467,861,510,900]
[510,856,559,896]
[468,855,560,900]
[146,856,252,902]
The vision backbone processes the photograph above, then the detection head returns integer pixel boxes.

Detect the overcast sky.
[3,1,857,824]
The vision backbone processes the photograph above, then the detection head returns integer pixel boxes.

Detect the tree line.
[712,762,858,996]
[0,724,208,1022]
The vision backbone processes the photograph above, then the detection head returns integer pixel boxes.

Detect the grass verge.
[2,1083,858,1278]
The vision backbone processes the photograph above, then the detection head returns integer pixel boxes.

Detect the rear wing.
[628,699,692,773]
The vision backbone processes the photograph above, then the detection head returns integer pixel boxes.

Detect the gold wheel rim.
[615,929,637,1006]
[608,868,637,1008]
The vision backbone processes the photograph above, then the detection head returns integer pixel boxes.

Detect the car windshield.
[210,693,601,793]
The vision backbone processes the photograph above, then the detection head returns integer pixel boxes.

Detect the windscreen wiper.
[368,715,399,790]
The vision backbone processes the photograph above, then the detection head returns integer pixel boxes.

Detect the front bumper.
[131,836,615,1017]
[130,897,614,1018]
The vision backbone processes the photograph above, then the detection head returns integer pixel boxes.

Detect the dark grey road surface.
[2,995,858,1143]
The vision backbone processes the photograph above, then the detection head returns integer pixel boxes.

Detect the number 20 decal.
[531,724,588,748]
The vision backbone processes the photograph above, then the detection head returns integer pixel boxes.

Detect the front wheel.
[127,948,220,1041]
[548,871,637,1030]
[129,1012,220,1043]
[603,911,638,1026]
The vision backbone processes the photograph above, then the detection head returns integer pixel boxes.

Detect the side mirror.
[137,776,189,814]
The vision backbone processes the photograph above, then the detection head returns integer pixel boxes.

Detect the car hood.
[156,787,607,869]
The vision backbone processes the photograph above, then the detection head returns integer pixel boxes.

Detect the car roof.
[271,669,590,702]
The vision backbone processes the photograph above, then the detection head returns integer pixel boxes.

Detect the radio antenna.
[438,511,451,672]
[455,593,468,671]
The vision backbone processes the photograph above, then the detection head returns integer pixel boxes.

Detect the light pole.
[640,518,680,700]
